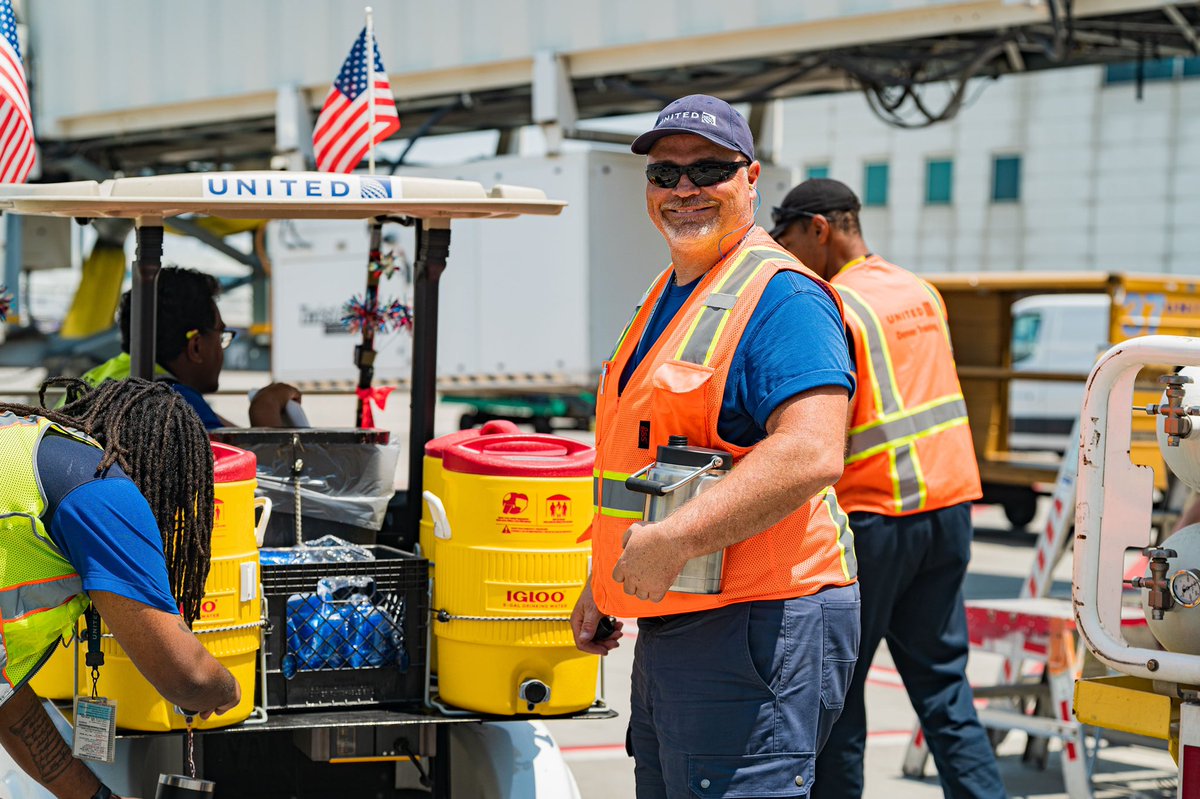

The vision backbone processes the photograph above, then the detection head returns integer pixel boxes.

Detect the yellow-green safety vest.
[0,413,96,704]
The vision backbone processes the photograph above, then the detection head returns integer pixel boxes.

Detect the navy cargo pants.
[812,503,1006,799]
[628,583,860,798]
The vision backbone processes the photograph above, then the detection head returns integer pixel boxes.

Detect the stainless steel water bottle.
[625,436,733,594]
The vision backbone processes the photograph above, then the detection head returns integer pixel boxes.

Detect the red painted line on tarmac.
[867,729,918,741]
[561,743,628,755]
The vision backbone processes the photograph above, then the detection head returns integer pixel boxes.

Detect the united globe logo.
[360,177,393,199]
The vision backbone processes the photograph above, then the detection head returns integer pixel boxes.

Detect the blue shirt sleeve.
[50,479,181,616]
[170,382,223,430]
[717,272,855,447]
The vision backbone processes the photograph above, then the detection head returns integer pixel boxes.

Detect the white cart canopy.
[0,171,565,222]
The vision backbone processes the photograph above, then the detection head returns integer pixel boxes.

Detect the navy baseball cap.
[631,95,756,162]
[769,178,861,239]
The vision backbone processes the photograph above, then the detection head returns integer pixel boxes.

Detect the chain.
[96,619,266,640]
[435,610,571,623]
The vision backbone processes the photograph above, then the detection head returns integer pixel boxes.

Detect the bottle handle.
[625,456,724,497]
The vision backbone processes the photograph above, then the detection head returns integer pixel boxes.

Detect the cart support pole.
[406,220,450,537]
[355,219,385,426]
[130,223,164,380]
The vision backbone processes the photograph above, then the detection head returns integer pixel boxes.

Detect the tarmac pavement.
[547,501,1179,799]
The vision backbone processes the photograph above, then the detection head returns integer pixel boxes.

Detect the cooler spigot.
[1126,547,1179,620]
[1140,374,1199,446]
[518,679,551,711]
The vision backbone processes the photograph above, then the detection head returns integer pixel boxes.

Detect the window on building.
[863,162,889,207]
[992,156,1021,203]
[1104,57,1192,84]
[805,164,830,180]
[925,159,953,205]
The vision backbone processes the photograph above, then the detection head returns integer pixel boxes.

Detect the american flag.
[0,0,33,184]
[313,28,401,174]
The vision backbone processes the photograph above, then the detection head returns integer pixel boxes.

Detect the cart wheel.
[459,412,480,430]
[1003,493,1038,530]
[533,416,553,434]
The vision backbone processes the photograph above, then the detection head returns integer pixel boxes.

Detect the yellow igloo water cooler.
[427,434,597,715]
[420,421,520,669]
[31,442,264,731]
[420,420,520,568]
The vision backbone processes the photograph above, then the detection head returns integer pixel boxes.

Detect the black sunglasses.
[770,206,820,227]
[646,160,749,189]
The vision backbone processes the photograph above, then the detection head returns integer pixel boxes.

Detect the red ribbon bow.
[356,386,395,428]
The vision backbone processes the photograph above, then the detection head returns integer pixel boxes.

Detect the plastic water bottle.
[344,599,396,668]
[287,593,347,670]
[285,593,320,670]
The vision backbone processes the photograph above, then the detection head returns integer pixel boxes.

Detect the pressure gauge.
[1169,568,1200,609]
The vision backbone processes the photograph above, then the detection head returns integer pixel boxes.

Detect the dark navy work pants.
[628,584,860,798]
[812,503,1006,799]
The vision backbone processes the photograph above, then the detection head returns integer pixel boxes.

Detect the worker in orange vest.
[570,95,860,797]
[773,178,1004,799]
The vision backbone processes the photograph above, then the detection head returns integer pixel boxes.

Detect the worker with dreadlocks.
[82,266,302,428]
[0,378,239,799]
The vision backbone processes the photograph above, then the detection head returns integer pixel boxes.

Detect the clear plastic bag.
[259,535,377,565]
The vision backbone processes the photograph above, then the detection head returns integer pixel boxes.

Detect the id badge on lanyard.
[72,606,116,764]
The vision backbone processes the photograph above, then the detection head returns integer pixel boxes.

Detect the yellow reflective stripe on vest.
[839,286,903,418]
[675,248,796,366]
[916,281,953,350]
[0,571,85,620]
[609,269,670,360]
[840,284,950,514]
[821,490,857,581]
[889,445,926,513]
[846,395,970,463]
[594,470,646,519]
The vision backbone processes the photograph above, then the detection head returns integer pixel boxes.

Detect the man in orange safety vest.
[571,96,861,798]
[773,178,1004,799]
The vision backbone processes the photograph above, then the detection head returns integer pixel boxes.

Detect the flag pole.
[365,6,376,176]
[356,5,381,427]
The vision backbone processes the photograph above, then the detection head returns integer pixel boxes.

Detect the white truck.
[1008,294,1110,453]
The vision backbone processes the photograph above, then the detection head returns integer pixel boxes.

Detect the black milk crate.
[260,545,428,709]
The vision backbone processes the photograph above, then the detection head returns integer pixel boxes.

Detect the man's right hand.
[200,679,242,720]
[248,382,303,427]
[570,581,623,655]
[89,592,241,717]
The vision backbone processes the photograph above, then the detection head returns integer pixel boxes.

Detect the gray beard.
[661,216,718,241]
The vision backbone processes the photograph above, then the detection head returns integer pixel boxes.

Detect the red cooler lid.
[443,434,594,477]
[211,442,257,483]
[424,420,520,458]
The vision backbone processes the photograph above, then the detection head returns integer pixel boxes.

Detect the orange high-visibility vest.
[833,255,981,516]
[590,229,857,619]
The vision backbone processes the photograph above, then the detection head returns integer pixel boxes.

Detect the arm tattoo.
[9,701,74,784]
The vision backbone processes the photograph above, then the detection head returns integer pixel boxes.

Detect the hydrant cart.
[0,173,615,799]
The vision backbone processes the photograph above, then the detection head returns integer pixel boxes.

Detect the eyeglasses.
[645,160,749,189]
[186,327,237,349]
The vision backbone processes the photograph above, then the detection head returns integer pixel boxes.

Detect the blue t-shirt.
[37,432,180,615]
[619,270,855,448]
[171,382,223,430]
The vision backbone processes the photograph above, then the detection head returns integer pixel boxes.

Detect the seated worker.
[82,266,301,429]
[0,378,240,799]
